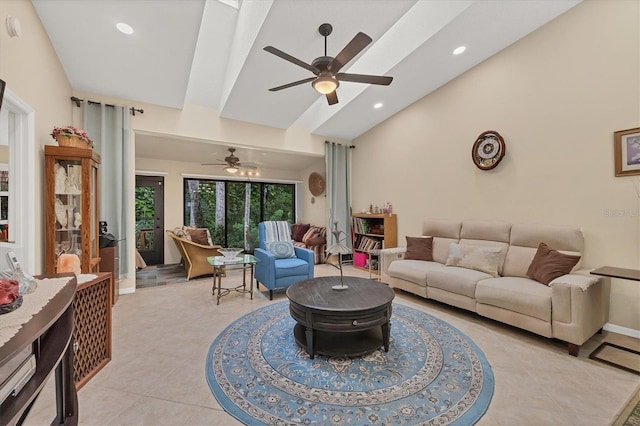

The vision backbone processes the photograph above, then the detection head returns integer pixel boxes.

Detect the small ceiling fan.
[264,23,393,105]
[202,148,258,174]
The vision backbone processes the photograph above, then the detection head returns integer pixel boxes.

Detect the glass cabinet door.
[53,158,84,264]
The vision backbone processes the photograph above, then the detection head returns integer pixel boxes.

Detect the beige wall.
[0,0,73,272]
[352,0,640,333]
[299,160,328,227]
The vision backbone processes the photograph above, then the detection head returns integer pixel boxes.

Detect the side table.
[207,255,258,305]
[589,266,640,375]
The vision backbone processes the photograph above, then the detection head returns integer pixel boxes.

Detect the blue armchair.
[254,221,314,300]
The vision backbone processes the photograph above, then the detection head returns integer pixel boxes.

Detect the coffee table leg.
[305,327,315,359]
[212,267,216,295]
[382,321,390,352]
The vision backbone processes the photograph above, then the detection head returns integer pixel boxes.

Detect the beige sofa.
[381,219,610,356]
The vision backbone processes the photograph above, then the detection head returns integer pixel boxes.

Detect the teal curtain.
[83,103,131,277]
[325,142,352,250]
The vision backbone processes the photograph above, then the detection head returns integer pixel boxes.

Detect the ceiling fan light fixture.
[224,165,239,174]
[312,74,339,94]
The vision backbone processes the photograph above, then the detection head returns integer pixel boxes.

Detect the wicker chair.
[166,230,224,280]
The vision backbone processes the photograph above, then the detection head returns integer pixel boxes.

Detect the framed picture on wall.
[614,127,640,176]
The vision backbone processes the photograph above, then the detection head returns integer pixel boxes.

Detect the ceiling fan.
[202,148,258,174]
[264,23,393,105]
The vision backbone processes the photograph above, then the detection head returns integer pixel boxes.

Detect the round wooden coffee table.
[286,276,395,359]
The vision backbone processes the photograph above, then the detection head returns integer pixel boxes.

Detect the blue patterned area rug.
[206,301,494,425]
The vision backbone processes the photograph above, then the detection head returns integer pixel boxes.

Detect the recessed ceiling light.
[453,46,466,55]
[116,22,134,35]
[373,102,383,109]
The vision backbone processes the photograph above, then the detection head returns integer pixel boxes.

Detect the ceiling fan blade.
[264,46,320,74]
[337,73,393,85]
[328,32,372,73]
[238,162,258,169]
[201,163,227,166]
[326,91,338,105]
[269,77,316,92]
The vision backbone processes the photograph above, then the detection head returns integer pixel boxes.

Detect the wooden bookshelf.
[351,213,397,274]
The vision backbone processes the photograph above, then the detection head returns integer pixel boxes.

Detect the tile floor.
[22,264,640,425]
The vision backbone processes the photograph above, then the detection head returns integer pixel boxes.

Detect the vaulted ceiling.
[32,0,580,168]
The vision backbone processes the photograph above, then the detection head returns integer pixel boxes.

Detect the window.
[184,178,296,250]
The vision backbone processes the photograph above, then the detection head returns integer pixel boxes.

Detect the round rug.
[206,301,494,425]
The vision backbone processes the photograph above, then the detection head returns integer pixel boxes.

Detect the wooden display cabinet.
[44,146,101,274]
[351,213,397,274]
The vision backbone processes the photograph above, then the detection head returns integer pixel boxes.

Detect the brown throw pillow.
[404,236,433,261]
[291,223,311,242]
[527,242,581,285]
[188,228,210,245]
[306,236,326,247]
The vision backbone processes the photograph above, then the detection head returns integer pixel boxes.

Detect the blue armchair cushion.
[268,240,296,258]
[274,257,311,278]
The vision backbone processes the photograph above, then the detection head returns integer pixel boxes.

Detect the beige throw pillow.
[446,243,503,277]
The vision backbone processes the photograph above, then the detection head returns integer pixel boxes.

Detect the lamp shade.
[224,165,239,174]
[312,74,339,94]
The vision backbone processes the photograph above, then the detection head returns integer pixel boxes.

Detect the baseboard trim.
[604,323,640,339]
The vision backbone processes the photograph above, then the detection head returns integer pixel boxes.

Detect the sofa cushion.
[445,243,504,278]
[527,242,581,285]
[404,236,433,261]
[268,240,296,259]
[460,220,511,243]
[476,277,552,322]
[426,266,493,298]
[388,259,447,286]
[172,226,193,240]
[188,228,210,245]
[505,223,584,276]
[302,226,324,244]
[291,223,310,242]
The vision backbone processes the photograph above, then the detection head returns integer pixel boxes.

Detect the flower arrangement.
[51,126,94,148]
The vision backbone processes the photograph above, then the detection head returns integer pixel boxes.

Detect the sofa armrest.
[549,270,600,291]
[294,246,315,266]
[380,247,406,275]
[551,274,610,346]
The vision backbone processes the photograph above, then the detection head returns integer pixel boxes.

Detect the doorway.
[135,175,164,265]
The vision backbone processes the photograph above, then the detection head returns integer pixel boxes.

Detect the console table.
[0,275,78,425]
[589,266,640,375]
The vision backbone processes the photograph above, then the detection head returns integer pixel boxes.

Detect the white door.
[0,88,36,273]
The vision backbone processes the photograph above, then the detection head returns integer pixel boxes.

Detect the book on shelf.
[354,235,382,252]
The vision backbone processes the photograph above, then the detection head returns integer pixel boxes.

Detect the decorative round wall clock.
[472,130,505,170]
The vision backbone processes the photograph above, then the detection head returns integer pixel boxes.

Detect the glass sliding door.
[184,178,295,252]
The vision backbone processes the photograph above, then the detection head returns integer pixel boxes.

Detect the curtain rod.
[325,141,355,148]
[70,96,144,116]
